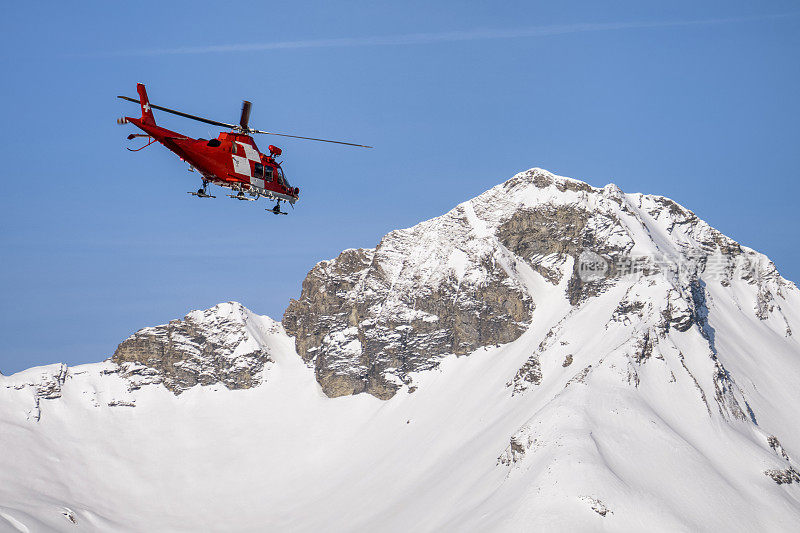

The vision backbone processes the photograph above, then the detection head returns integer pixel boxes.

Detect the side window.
[254,163,264,178]
[264,166,273,182]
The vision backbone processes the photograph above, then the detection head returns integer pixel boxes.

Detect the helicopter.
[117,83,371,214]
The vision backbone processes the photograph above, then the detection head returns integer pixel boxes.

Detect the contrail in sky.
[110,12,798,56]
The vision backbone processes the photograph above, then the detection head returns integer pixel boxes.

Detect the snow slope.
[2,169,800,531]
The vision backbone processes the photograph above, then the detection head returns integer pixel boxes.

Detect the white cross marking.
[143,103,151,113]
[236,142,261,162]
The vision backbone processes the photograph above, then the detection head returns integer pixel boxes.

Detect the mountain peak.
[284,167,796,400]
[112,300,276,394]
[2,167,800,530]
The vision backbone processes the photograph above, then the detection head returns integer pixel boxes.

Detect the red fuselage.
[127,116,299,203]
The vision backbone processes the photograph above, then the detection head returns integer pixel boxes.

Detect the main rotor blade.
[240,100,252,131]
[118,94,372,147]
[250,129,373,148]
[117,95,237,130]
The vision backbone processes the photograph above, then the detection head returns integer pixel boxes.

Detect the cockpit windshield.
[277,165,290,187]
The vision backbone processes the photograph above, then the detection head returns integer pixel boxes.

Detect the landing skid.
[188,190,216,198]
[269,202,288,215]
[228,193,255,202]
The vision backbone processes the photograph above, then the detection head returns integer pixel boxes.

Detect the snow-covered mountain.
[2,168,799,531]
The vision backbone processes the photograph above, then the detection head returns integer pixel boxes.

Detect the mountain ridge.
[2,167,799,531]
[284,167,795,399]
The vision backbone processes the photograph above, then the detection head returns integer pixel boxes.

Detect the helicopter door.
[251,163,266,189]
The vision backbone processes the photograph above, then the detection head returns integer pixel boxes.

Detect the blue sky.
[1,1,798,374]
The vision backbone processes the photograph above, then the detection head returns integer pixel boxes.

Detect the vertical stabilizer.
[137,83,156,126]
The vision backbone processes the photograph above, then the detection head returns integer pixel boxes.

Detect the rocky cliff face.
[284,168,795,400]
[283,197,535,399]
[112,302,273,394]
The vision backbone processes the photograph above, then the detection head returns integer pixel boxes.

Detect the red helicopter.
[117,83,371,214]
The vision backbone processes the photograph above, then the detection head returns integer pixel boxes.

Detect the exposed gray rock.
[496,203,633,304]
[107,399,136,407]
[634,330,654,363]
[35,364,67,400]
[566,365,593,387]
[579,496,612,517]
[510,354,542,395]
[284,204,534,399]
[765,467,800,485]
[768,435,791,460]
[660,289,694,332]
[112,302,272,394]
[496,204,589,284]
[497,424,539,466]
[61,508,77,525]
[3,364,69,421]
